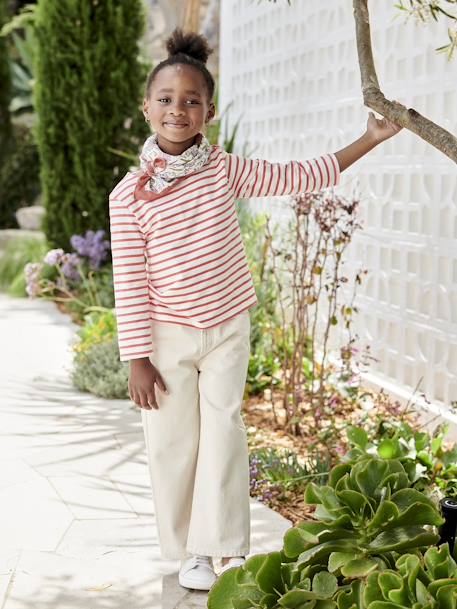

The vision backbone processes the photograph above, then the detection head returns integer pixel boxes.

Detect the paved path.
[0,293,292,609]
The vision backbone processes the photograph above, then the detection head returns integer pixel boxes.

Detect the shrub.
[70,338,129,399]
[346,421,457,500]
[34,0,149,250]
[0,124,40,229]
[0,0,12,163]
[73,308,117,354]
[25,228,114,322]
[208,456,445,608]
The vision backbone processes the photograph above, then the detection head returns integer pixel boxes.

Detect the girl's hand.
[129,358,169,410]
[366,110,403,145]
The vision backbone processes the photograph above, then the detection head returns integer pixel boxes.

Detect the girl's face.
[143,64,215,155]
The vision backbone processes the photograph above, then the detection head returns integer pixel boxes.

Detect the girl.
[108,28,402,591]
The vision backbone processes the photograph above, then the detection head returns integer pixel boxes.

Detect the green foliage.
[73,308,117,353]
[337,544,457,609]
[34,0,149,250]
[0,3,37,115]
[0,233,47,294]
[346,420,457,499]
[70,337,129,399]
[249,446,331,502]
[237,201,281,396]
[0,0,13,161]
[0,123,41,228]
[208,456,445,609]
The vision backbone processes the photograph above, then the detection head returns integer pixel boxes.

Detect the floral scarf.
[134,131,212,200]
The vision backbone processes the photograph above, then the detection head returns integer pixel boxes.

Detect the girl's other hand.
[366,110,403,145]
[128,358,169,410]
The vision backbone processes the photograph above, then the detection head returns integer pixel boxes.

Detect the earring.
[144,115,149,123]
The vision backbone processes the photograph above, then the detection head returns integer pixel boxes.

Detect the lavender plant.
[24,228,114,321]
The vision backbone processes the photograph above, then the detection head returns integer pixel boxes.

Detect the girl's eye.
[157,98,199,105]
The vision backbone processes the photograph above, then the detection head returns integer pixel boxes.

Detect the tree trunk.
[182,0,202,32]
[353,0,457,163]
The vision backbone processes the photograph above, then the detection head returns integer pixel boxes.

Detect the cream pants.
[140,310,251,559]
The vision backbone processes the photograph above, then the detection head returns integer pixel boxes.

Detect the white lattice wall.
[219,0,457,409]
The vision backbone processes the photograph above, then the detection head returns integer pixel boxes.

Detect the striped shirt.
[109,145,340,361]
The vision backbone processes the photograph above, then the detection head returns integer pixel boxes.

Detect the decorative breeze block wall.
[219,0,457,408]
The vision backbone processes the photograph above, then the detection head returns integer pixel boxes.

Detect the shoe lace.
[194,555,210,567]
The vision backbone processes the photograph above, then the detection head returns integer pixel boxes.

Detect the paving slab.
[0,294,293,608]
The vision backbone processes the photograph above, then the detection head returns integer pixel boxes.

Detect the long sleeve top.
[108,145,340,361]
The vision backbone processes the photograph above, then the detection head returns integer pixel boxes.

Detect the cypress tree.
[34,0,149,250]
[0,0,12,162]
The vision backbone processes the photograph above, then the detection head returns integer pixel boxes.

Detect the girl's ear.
[206,102,216,123]
[142,99,149,118]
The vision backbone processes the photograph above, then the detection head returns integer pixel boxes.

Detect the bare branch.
[181,0,202,32]
[353,0,457,163]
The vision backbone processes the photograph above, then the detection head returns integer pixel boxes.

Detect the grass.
[0,234,47,296]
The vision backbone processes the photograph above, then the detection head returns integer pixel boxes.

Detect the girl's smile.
[143,64,215,156]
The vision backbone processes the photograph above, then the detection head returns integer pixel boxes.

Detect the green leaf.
[414,432,430,452]
[366,501,399,531]
[279,590,318,606]
[436,584,457,609]
[378,439,401,459]
[338,579,363,609]
[431,436,443,455]
[388,502,444,528]
[337,490,368,516]
[347,427,368,449]
[390,488,439,514]
[260,592,281,608]
[352,460,389,498]
[315,600,337,609]
[284,527,320,557]
[312,572,338,598]
[256,551,284,595]
[364,572,385,605]
[415,578,431,605]
[305,482,324,504]
[297,540,357,568]
[328,552,359,573]
[243,553,269,579]
[368,525,440,552]
[207,566,240,609]
[369,603,410,609]
[341,557,380,578]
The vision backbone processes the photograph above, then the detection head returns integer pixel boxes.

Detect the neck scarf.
[134,131,212,200]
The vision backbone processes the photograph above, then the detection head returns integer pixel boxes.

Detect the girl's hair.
[145,28,215,101]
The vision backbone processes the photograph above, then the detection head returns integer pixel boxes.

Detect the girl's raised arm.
[224,112,402,200]
[224,150,340,200]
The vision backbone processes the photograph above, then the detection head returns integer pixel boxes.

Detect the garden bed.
[242,386,428,525]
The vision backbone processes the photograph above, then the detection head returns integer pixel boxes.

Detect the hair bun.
[166,27,213,64]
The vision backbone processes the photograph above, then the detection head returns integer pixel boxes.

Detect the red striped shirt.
[109,145,340,361]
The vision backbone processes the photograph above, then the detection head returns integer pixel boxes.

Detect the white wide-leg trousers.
[140,310,251,559]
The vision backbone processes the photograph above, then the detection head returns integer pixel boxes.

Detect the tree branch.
[353,0,457,163]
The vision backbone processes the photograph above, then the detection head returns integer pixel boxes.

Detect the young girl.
[108,28,402,591]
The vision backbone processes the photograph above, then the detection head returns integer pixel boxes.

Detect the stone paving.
[0,293,292,609]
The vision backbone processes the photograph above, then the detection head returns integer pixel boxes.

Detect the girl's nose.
[170,102,186,114]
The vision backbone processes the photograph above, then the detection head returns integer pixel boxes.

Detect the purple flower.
[24,262,43,297]
[43,248,65,266]
[70,229,110,269]
[61,253,82,282]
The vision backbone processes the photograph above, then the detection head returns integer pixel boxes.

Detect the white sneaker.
[218,556,246,575]
[178,555,217,591]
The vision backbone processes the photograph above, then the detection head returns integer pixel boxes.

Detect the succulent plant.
[208,457,445,609]
[345,423,457,499]
[283,458,444,577]
[337,544,457,609]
